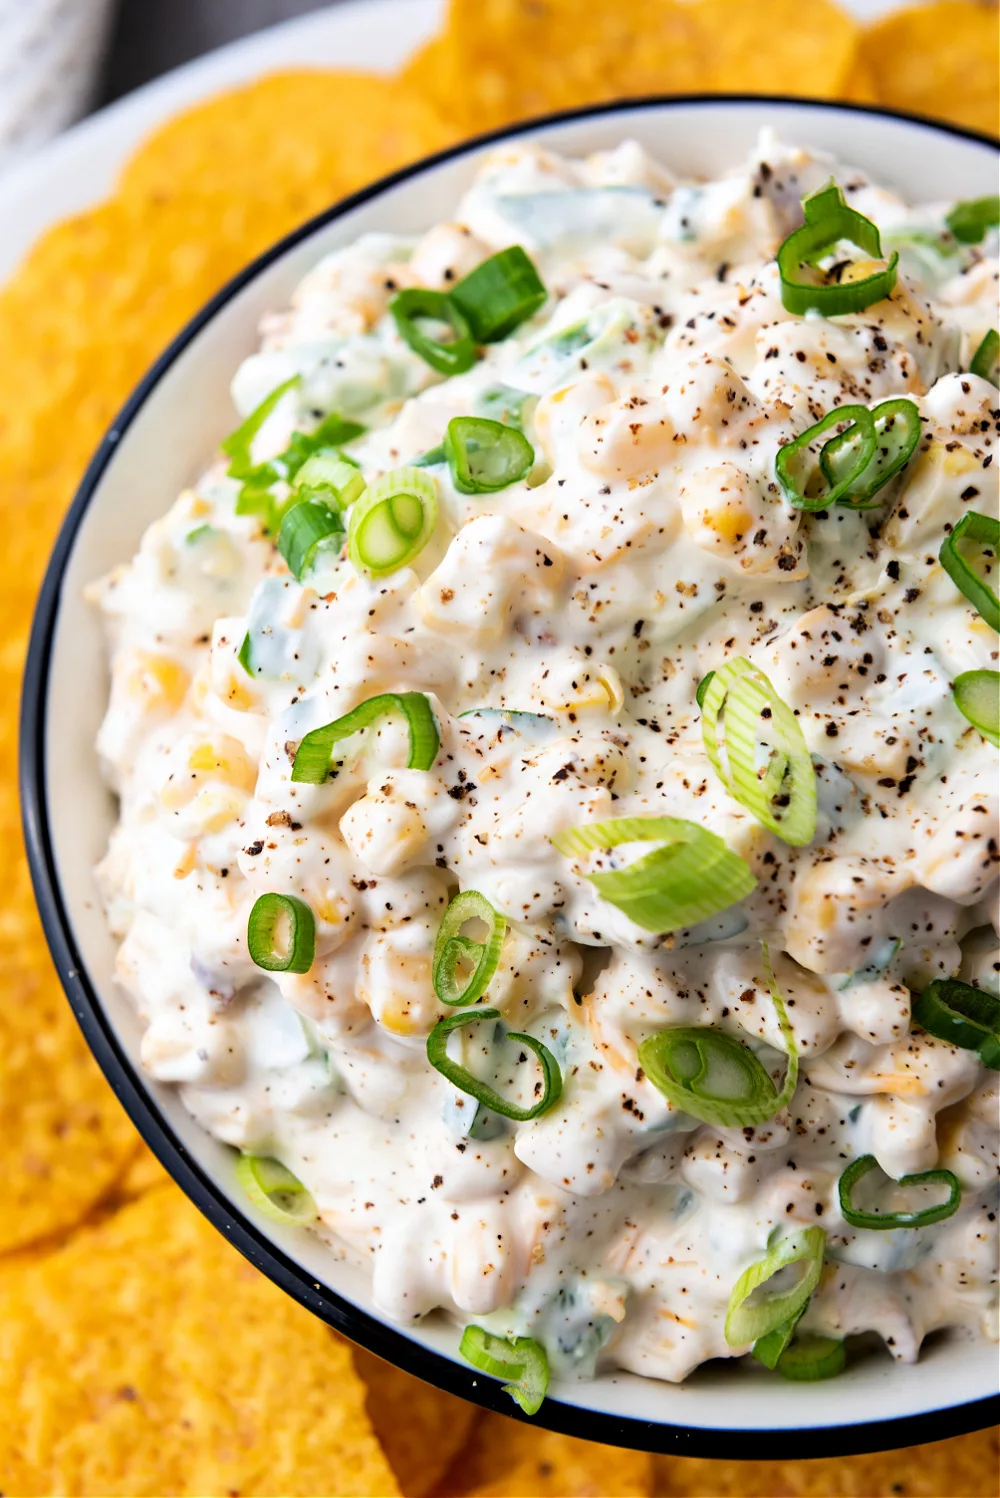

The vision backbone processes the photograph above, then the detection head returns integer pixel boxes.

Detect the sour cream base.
[92,132,999,1387]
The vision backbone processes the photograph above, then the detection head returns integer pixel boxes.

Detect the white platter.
[20,93,1000,1455]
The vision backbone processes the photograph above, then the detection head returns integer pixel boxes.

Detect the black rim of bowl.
[20,92,1000,1458]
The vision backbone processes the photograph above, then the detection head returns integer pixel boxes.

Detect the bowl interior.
[27,97,999,1452]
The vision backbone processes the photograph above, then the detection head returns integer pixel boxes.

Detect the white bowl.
[22,96,1000,1456]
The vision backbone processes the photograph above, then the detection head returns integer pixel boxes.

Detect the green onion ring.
[701,657,817,847]
[725,1226,826,1347]
[939,511,1000,632]
[291,691,440,784]
[247,893,315,973]
[459,1325,549,1415]
[444,416,535,494]
[838,1154,961,1230]
[819,397,921,510]
[347,466,438,577]
[776,1334,846,1382]
[433,890,506,1006]
[945,195,1000,244]
[237,631,255,678]
[777,181,899,316]
[426,1009,562,1122]
[970,329,1000,385]
[695,671,715,710]
[450,246,547,343]
[639,942,798,1128]
[776,405,877,511]
[234,1153,318,1225]
[276,497,344,581]
[222,375,300,478]
[550,815,756,934]
[952,669,1000,747]
[293,451,366,510]
[912,978,1000,1070]
[389,287,476,376]
[752,1304,807,1370]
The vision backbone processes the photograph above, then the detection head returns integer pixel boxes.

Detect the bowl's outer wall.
[22,96,1000,1456]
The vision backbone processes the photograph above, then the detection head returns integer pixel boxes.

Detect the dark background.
[101,0,338,103]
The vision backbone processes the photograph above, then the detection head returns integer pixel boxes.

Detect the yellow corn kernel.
[180,491,213,520]
[840,257,888,283]
[313,896,343,925]
[127,652,190,713]
[186,786,246,834]
[188,737,256,792]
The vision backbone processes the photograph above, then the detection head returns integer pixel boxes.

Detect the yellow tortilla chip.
[0,1183,400,1497]
[692,0,862,98]
[862,1,999,138]
[439,1411,654,1496]
[119,70,456,209]
[653,1426,1000,1495]
[0,871,138,1257]
[403,0,712,134]
[352,1345,479,1496]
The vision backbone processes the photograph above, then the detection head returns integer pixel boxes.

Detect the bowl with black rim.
[21,94,1000,1457]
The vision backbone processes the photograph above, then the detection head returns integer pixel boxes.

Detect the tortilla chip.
[438,1411,654,1496]
[692,0,861,97]
[0,869,139,1257]
[352,1345,479,1497]
[0,1183,400,1497]
[118,70,456,210]
[402,0,712,134]
[652,1428,1000,1495]
[105,1138,170,1204]
[861,1,999,138]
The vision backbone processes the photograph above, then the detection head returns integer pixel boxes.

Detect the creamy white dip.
[92,132,999,1389]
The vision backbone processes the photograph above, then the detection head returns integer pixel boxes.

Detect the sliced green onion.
[459,1325,549,1416]
[237,631,254,677]
[819,397,921,509]
[347,466,438,577]
[939,511,999,632]
[291,691,439,784]
[426,1008,561,1121]
[945,195,1000,244]
[695,671,715,710]
[247,893,315,974]
[550,816,756,934]
[752,1304,807,1370]
[639,942,798,1128]
[390,287,476,376]
[412,443,447,468]
[725,1226,826,1347]
[701,658,817,847]
[970,328,1000,385]
[838,1154,961,1230]
[234,1153,317,1225]
[277,498,344,581]
[433,890,506,1007]
[776,405,877,511]
[221,375,300,478]
[474,384,538,429]
[778,181,899,316]
[450,246,547,343]
[293,451,366,510]
[776,1334,846,1382]
[444,416,534,494]
[912,978,1000,1070]
[952,669,1000,746]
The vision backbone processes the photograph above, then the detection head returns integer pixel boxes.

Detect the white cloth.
[0,0,116,169]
